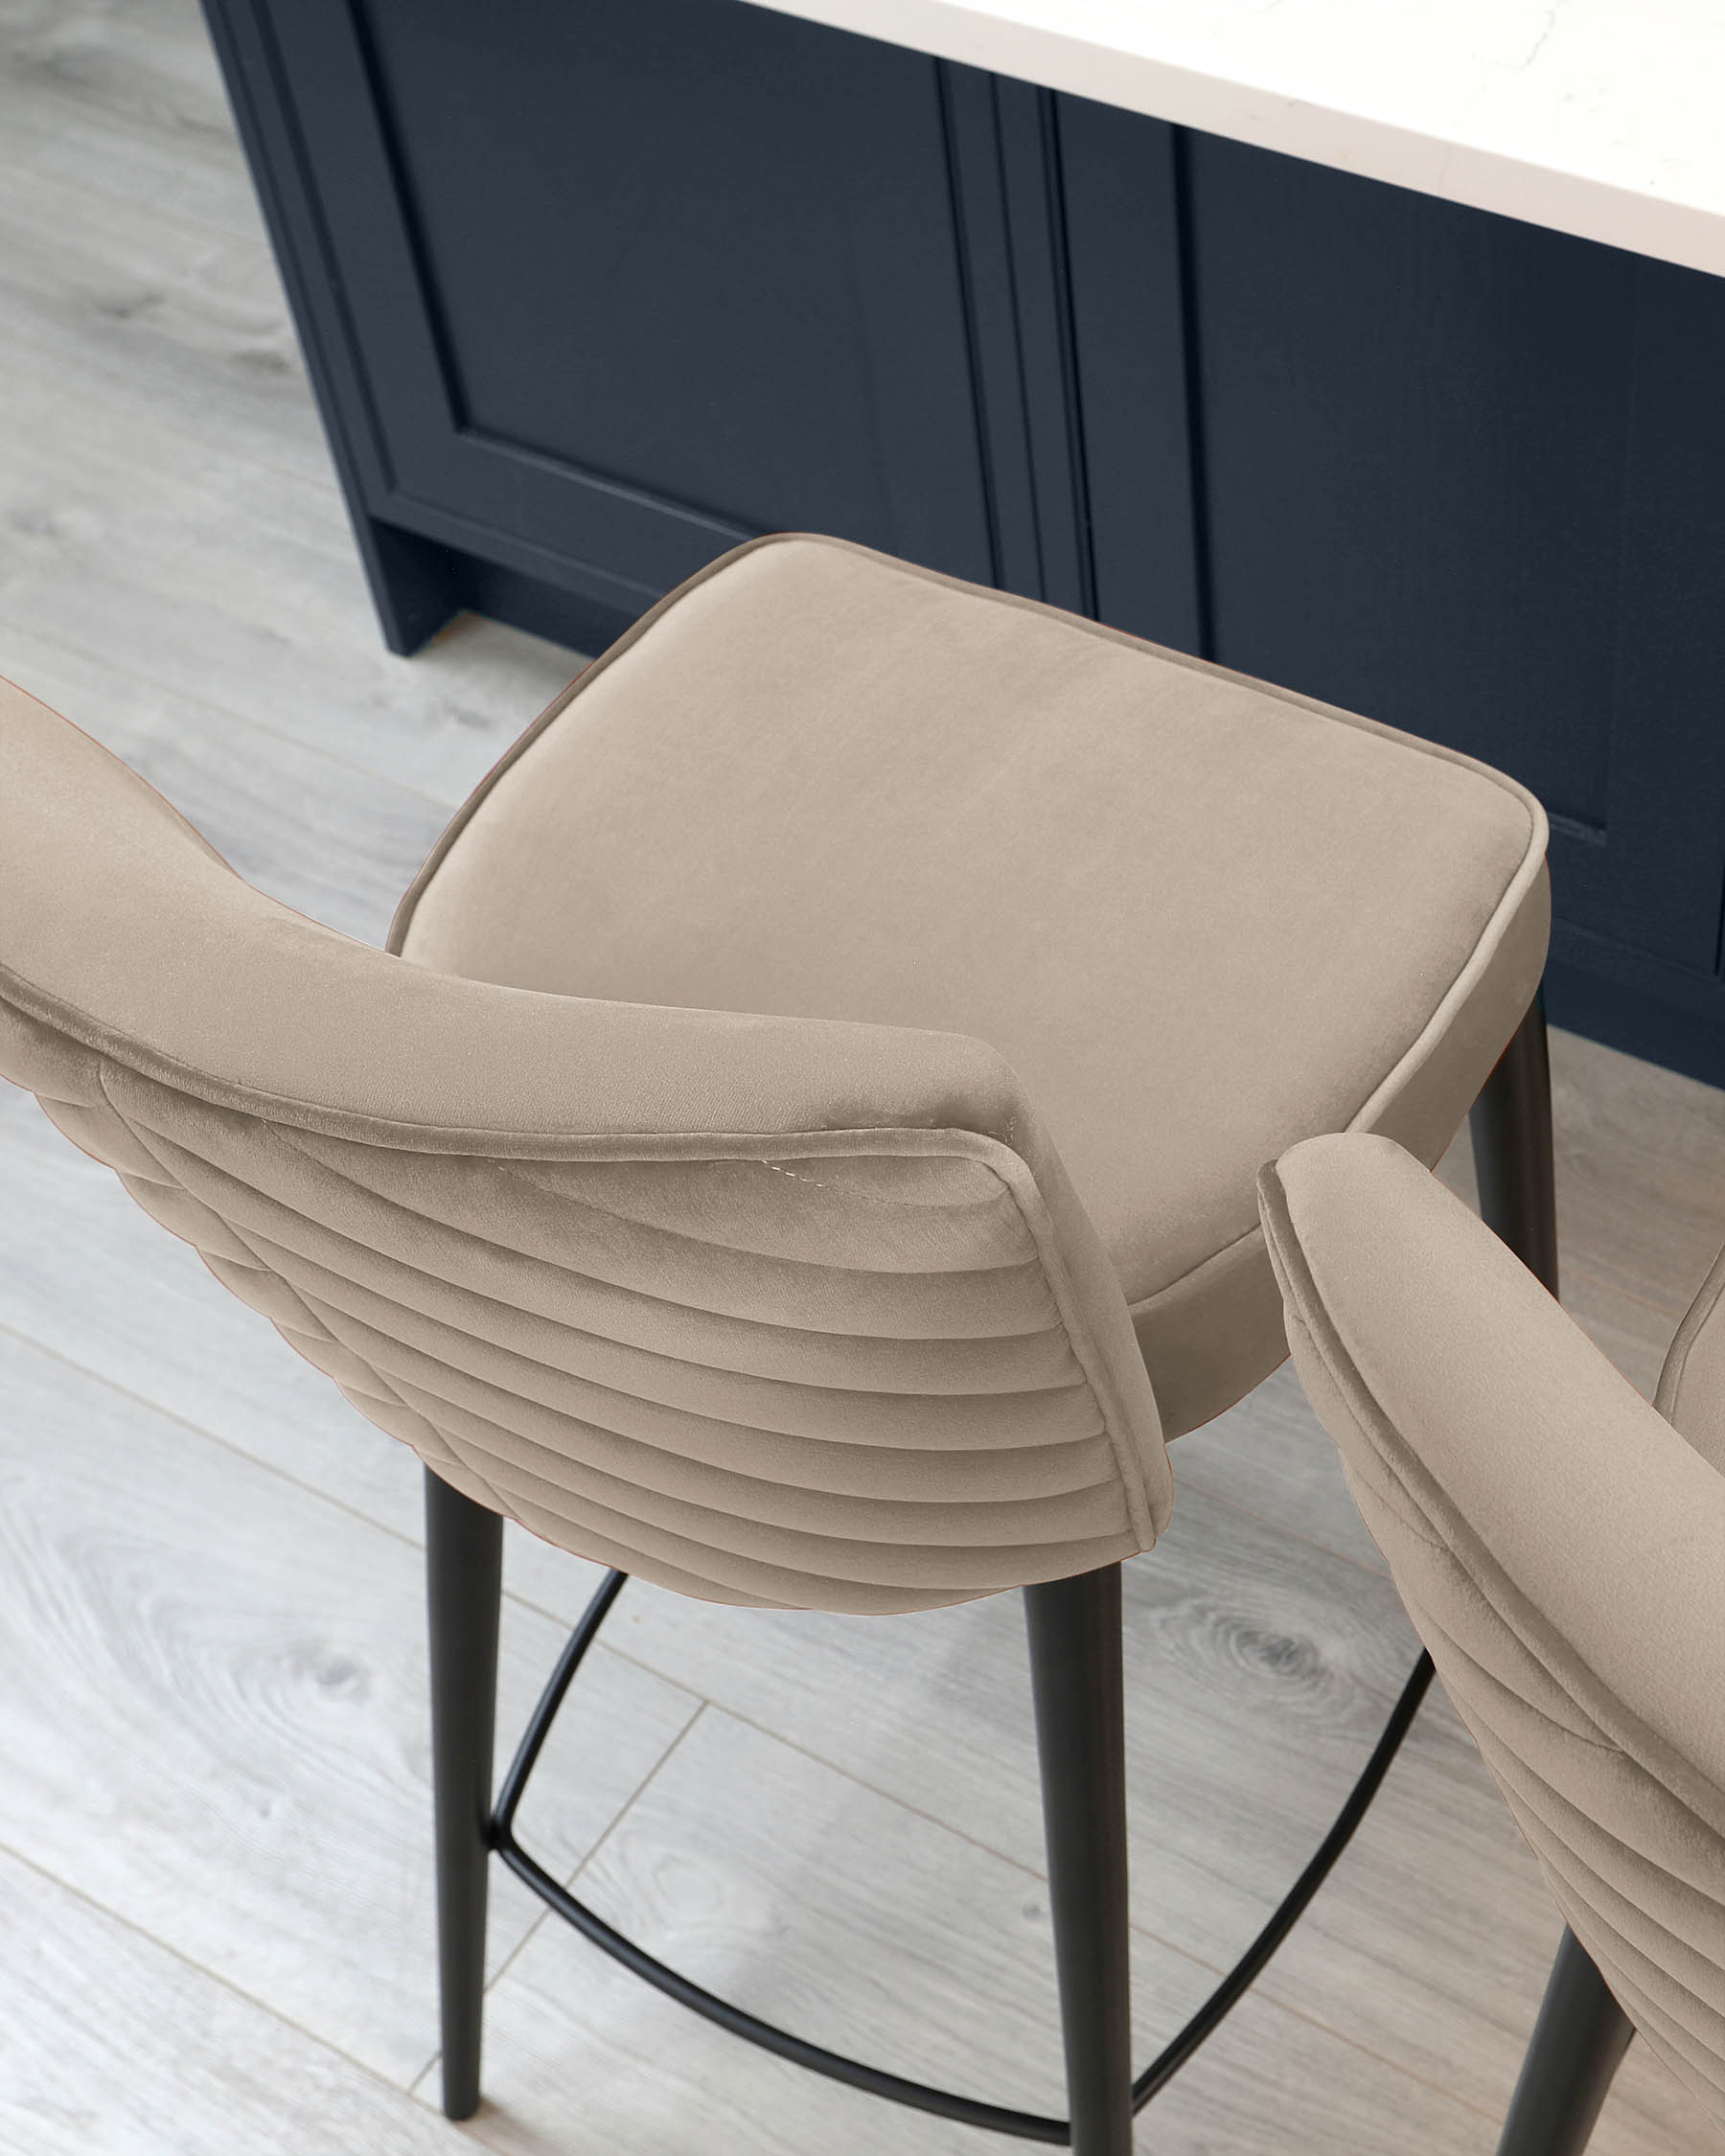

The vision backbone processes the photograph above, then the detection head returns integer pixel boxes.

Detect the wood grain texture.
[1169,1363,1391,1576]
[1549,1026,1725,1319]
[1434,1031,1725,1397]
[0,1325,700,2086]
[0,117,333,483]
[0,362,576,815]
[0,1846,474,2156]
[0,0,574,814]
[460,1701,1712,2154]
[499,1503,1719,2150]
[0,1083,430,1538]
[446,1707,1491,2156]
[510,1488,1425,1946]
[0,626,453,945]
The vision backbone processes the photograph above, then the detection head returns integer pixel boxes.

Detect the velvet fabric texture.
[396,534,1550,1438]
[0,670,1163,1613]
[1259,1134,1725,2128]
[2,532,1544,1610]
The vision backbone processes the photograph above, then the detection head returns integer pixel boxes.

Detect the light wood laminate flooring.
[0,5,1719,2149]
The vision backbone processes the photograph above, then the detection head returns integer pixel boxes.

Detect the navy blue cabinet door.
[201,8,1725,1084]
[210,0,1000,649]
[1063,107,1725,1080]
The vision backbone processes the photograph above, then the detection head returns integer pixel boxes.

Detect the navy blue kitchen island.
[200,0,1725,1087]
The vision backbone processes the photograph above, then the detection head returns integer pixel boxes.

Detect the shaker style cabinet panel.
[205,0,1003,651]
[1051,98,1201,656]
[202,11,1725,1085]
[1061,110,1725,1079]
[1178,137,1725,985]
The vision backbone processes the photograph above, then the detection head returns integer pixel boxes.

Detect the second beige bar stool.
[0,534,1551,2153]
[1259,1134,1725,2155]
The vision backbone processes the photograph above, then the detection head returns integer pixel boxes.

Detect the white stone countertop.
[743,0,1725,277]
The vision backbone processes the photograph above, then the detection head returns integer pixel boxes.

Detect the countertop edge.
[740,0,1725,279]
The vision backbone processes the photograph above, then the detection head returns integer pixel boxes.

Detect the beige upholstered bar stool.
[0,534,1552,2154]
[1259,1135,1725,2156]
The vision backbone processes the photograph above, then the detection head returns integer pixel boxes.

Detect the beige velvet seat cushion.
[1259,1134,1725,2127]
[397,534,1549,1438]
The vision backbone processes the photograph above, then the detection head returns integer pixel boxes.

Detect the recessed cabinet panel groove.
[264,0,1001,608]
[201,2,1725,1084]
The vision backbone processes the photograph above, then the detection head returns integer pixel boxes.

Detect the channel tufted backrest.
[1258,1135,1725,2129]
[0,677,1171,1614]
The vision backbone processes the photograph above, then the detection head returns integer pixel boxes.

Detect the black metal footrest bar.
[491,1568,1436,2145]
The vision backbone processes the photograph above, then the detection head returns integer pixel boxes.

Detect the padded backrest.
[1258,1134,1725,2128]
[0,677,1171,1614]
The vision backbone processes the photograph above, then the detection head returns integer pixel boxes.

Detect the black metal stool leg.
[1024,1564,1134,2156]
[1496,1929,1634,2156]
[426,1466,504,2121]
[1468,993,1559,1293]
